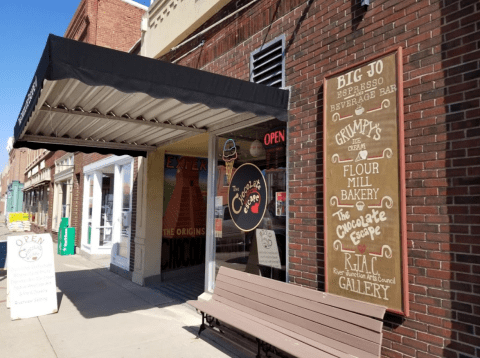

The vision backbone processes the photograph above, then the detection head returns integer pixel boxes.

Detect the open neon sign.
[263,129,286,147]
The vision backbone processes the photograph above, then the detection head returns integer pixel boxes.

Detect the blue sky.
[0,0,149,173]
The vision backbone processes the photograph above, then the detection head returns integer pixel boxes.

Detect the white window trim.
[81,174,94,253]
[84,155,132,174]
[111,160,134,270]
[51,178,73,232]
[55,153,75,182]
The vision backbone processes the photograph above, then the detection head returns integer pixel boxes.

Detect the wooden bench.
[188,266,386,358]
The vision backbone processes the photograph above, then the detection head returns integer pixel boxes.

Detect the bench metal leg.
[198,312,206,337]
[257,338,277,358]
[215,318,224,334]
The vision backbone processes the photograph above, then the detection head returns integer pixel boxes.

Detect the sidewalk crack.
[38,316,59,358]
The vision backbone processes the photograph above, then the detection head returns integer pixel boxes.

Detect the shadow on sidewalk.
[182,325,255,358]
[146,270,205,304]
[55,268,177,319]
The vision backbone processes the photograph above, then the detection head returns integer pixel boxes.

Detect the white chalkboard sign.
[7,234,58,320]
[256,229,281,269]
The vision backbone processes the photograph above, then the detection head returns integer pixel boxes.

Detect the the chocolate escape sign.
[228,163,267,232]
[324,50,407,314]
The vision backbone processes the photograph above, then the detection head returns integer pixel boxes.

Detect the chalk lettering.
[338,276,389,300]
[335,119,381,145]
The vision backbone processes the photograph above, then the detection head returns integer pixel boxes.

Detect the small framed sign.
[323,48,408,315]
[256,229,281,269]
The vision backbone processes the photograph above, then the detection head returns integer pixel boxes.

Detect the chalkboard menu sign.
[323,48,408,314]
[7,234,58,320]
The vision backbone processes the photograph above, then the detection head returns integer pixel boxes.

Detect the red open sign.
[264,129,285,147]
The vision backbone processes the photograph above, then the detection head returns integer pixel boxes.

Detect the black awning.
[13,34,289,157]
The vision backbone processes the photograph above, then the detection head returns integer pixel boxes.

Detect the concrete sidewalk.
[0,225,251,358]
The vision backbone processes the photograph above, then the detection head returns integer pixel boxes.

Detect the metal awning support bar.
[22,135,157,153]
[39,105,206,133]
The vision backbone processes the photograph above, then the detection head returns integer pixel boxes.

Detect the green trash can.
[58,218,75,255]
[57,217,68,254]
[62,227,75,256]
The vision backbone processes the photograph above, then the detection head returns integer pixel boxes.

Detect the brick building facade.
[157,0,480,356]
[25,149,66,236]
[11,0,479,355]
[65,0,144,52]
[6,149,29,186]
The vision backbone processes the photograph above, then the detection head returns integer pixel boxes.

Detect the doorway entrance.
[81,156,133,271]
[161,155,208,279]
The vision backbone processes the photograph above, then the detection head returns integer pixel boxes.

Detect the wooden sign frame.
[323,47,408,315]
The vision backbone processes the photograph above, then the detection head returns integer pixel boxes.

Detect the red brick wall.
[64,0,91,41]
[97,0,144,52]
[7,148,29,185]
[65,0,143,52]
[163,0,480,356]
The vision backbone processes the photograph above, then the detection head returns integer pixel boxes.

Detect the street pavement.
[0,218,251,358]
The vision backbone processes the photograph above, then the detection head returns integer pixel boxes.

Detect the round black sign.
[228,163,267,232]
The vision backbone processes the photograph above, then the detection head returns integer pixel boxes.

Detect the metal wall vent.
[250,35,285,88]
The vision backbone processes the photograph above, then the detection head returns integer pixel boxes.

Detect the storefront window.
[214,119,287,282]
[61,182,69,218]
[25,191,32,220]
[118,163,132,258]
[32,190,38,222]
[82,157,133,261]
[87,175,94,244]
[99,174,114,246]
[38,186,48,226]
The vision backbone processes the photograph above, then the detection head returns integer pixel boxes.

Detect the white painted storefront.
[81,155,133,271]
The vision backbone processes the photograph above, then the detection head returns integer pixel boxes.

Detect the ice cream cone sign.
[223,139,237,185]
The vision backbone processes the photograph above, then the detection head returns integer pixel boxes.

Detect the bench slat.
[214,286,380,357]
[215,280,379,344]
[218,267,386,319]
[215,280,380,343]
[189,299,352,358]
[216,273,383,333]
[212,296,380,358]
